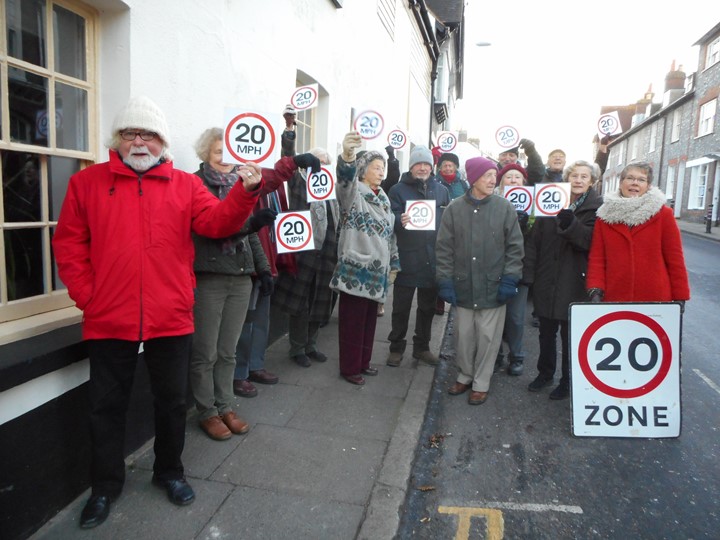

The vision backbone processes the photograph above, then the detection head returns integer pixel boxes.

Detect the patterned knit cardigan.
[330,158,400,302]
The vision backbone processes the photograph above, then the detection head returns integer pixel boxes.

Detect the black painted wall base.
[0,304,288,540]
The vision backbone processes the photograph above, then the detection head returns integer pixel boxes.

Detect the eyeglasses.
[623,175,648,184]
[120,130,158,141]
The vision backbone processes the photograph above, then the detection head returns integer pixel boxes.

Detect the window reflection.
[49,155,80,222]
[53,5,86,80]
[6,0,47,68]
[9,67,49,147]
[3,151,41,223]
[56,83,88,151]
[4,228,45,301]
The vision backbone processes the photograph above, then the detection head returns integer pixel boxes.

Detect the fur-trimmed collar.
[597,186,667,226]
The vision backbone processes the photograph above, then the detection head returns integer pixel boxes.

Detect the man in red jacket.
[53,96,263,529]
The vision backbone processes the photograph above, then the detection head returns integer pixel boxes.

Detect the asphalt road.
[397,232,720,539]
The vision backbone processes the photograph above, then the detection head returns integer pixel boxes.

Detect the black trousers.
[86,335,191,497]
[536,317,570,384]
[388,284,437,354]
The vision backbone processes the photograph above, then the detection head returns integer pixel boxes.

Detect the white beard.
[124,146,161,172]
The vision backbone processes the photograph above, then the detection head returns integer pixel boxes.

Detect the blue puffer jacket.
[388,173,450,288]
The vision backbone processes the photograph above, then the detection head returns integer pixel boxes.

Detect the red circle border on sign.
[407,200,434,229]
[291,86,318,111]
[535,184,569,216]
[353,110,385,140]
[387,129,407,149]
[495,125,519,148]
[224,112,276,164]
[307,167,335,201]
[276,213,313,251]
[438,132,457,152]
[505,186,533,213]
[578,310,673,398]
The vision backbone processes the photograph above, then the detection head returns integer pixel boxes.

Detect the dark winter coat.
[436,172,469,200]
[388,173,450,288]
[192,164,270,277]
[436,193,524,310]
[524,188,602,320]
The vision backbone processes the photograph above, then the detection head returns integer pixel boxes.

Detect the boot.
[507,358,524,376]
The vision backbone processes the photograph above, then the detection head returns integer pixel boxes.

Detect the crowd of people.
[52,96,690,529]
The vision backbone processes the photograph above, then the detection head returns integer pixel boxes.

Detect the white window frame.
[665,165,675,200]
[705,36,720,69]
[649,122,657,153]
[630,134,640,160]
[687,164,708,210]
[670,109,681,142]
[697,98,717,138]
[0,0,96,324]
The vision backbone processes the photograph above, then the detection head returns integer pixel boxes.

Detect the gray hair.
[194,127,223,163]
[563,160,600,183]
[620,161,654,184]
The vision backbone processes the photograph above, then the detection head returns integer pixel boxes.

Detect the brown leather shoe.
[468,391,488,405]
[343,374,365,385]
[221,411,250,434]
[248,369,279,385]
[200,415,232,440]
[448,382,471,395]
[233,379,258,398]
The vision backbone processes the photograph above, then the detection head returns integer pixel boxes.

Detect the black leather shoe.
[292,354,311,367]
[307,350,327,362]
[549,383,570,400]
[152,477,195,506]
[79,495,111,529]
[361,367,379,376]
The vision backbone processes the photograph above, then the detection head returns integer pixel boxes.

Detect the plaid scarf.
[202,162,244,254]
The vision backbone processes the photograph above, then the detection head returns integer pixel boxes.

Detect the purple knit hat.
[465,156,498,183]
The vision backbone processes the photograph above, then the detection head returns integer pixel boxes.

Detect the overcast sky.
[454,0,716,163]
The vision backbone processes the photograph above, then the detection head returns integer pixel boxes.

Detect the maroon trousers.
[338,292,379,376]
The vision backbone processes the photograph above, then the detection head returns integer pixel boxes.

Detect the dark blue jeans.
[86,335,191,497]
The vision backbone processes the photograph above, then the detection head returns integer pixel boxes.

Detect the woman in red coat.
[587,161,690,304]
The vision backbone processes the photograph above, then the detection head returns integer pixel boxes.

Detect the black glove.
[293,152,322,174]
[587,288,604,303]
[556,208,575,230]
[247,208,277,233]
[516,210,529,230]
[519,138,535,150]
[678,300,685,314]
[385,145,396,160]
[497,275,519,304]
[258,271,274,296]
[437,279,457,306]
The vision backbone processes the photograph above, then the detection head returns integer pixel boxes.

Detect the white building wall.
[87,0,432,171]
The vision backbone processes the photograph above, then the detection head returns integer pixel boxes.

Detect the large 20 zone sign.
[570,303,682,438]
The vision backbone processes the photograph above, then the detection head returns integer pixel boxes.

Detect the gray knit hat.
[112,96,171,147]
[409,145,433,169]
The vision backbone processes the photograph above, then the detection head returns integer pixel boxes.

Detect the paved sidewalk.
[32,292,447,540]
[677,218,720,242]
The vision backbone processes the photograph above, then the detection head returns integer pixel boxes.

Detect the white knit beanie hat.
[112,96,171,147]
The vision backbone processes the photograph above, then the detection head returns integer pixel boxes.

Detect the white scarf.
[596,186,667,227]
